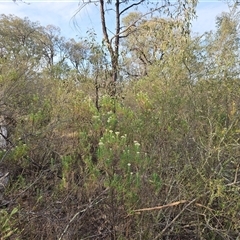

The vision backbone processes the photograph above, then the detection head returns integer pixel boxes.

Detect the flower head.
[134,141,140,147]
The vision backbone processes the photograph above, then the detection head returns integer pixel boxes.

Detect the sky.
[0,0,230,41]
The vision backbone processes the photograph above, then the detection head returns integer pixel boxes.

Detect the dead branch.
[110,4,170,45]
[133,200,187,213]
[119,0,145,16]
[154,198,197,240]
[58,187,109,240]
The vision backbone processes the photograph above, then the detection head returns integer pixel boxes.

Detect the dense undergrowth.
[1,73,240,239]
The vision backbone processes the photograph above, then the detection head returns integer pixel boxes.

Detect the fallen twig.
[154,198,197,239]
[133,200,187,213]
[58,187,109,240]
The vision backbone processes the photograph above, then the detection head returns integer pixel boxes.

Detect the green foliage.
[60,155,74,190]
[0,207,19,239]
[97,129,144,197]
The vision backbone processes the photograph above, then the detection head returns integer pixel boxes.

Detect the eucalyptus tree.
[121,12,189,78]
[0,15,70,134]
[0,14,45,121]
[0,15,68,77]
[64,38,91,75]
[0,14,44,77]
[213,8,240,80]
[78,0,198,106]
[38,25,67,68]
[198,6,240,127]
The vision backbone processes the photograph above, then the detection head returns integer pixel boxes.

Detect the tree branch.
[119,0,145,16]
[110,4,170,45]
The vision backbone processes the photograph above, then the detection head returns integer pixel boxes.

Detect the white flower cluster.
[134,141,140,147]
[92,115,100,120]
[121,134,127,139]
[107,115,115,123]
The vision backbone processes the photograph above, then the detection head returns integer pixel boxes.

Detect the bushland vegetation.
[0,2,240,239]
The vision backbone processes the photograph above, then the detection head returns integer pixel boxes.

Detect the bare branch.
[58,187,109,240]
[154,198,197,240]
[119,27,138,39]
[110,4,170,44]
[119,0,145,16]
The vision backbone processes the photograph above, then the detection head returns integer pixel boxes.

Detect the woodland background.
[0,0,240,239]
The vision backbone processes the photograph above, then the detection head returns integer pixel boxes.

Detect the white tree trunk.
[0,116,7,149]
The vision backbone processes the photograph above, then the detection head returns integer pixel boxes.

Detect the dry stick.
[133,200,187,213]
[58,188,109,240]
[132,199,197,239]
[233,163,239,184]
[58,200,101,240]
[0,172,9,187]
[0,148,11,162]
[58,202,96,240]
[58,208,87,240]
[195,203,214,212]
